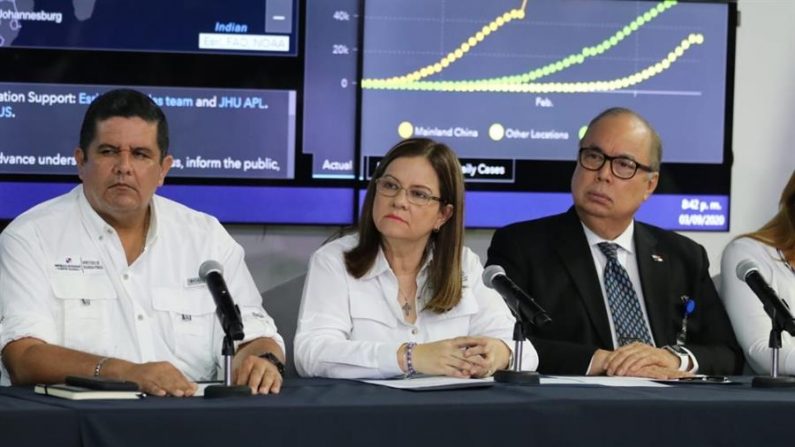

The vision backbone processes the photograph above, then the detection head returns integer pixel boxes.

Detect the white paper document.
[361,376,495,390]
[541,376,670,387]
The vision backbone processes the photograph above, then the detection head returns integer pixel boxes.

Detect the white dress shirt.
[0,185,283,385]
[294,234,539,379]
[582,221,697,372]
[721,237,795,374]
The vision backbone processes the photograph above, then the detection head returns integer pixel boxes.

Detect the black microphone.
[482,265,552,328]
[199,260,245,341]
[737,259,795,335]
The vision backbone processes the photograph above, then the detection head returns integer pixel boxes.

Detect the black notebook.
[35,384,144,400]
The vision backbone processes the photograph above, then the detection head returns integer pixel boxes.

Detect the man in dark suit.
[487,108,742,377]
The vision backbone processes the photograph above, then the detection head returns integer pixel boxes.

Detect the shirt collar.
[581,220,636,255]
[76,184,158,246]
[362,242,435,280]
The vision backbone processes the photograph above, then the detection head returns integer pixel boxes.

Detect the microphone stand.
[205,334,251,398]
[494,321,540,385]
[204,331,251,399]
[752,309,795,388]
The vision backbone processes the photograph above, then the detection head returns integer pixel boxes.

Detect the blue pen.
[676,295,696,345]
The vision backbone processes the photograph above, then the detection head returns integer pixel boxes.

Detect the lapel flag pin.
[651,254,664,262]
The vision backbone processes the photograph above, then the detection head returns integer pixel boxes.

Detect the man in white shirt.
[487,107,742,378]
[0,89,285,396]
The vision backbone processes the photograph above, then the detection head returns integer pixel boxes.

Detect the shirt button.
[123,273,130,280]
[411,328,418,335]
[98,235,103,241]
[137,314,144,321]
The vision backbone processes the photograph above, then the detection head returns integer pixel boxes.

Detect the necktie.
[598,242,653,346]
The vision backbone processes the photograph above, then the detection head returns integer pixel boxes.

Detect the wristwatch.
[258,352,285,375]
[663,345,689,371]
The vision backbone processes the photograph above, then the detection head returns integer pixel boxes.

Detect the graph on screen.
[361,0,728,167]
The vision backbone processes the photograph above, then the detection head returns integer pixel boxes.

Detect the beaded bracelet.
[405,342,417,377]
[94,357,111,377]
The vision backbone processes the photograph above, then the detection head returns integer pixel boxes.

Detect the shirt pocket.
[424,289,479,340]
[152,286,217,374]
[349,291,397,340]
[51,271,118,354]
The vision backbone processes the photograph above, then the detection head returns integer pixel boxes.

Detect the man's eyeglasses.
[375,176,443,206]
[578,147,655,180]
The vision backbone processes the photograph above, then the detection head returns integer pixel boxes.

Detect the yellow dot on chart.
[461,43,471,52]
[578,125,588,140]
[489,23,498,32]
[695,34,704,44]
[675,46,684,57]
[454,48,464,58]
[468,37,477,46]
[433,63,442,72]
[398,121,414,139]
[682,41,691,50]
[441,59,450,68]
[489,123,505,141]
[475,32,485,41]
[496,16,505,26]
[661,59,671,69]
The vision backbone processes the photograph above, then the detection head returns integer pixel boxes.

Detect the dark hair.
[79,88,169,160]
[345,138,465,313]
[584,107,663,172]
[745,170,795,259]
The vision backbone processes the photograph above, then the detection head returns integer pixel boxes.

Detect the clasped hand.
[592,342,693,379]
[409,336,510,378]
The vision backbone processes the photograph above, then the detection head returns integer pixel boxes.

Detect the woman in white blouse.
[721,170,795,374]
[294,138,538,379]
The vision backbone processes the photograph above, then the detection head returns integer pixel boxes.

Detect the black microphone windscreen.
[482,265,505,289]
[199,259,224,280]
[736,259,760,282]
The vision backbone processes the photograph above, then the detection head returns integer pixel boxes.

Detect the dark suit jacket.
[487,208,743,375]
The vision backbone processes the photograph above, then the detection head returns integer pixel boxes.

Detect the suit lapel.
[634,222,672,345]
[554,209,613,348]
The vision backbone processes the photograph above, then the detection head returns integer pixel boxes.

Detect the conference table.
[1,377,794,447]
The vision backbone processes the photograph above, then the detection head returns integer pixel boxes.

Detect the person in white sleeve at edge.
[0,88,285,396]
[721,170,795,374]
[294,138,538,379]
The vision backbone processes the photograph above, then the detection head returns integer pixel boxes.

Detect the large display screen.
[0,0,736,230]
[360,0,736,231]
[0,0,359,224]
